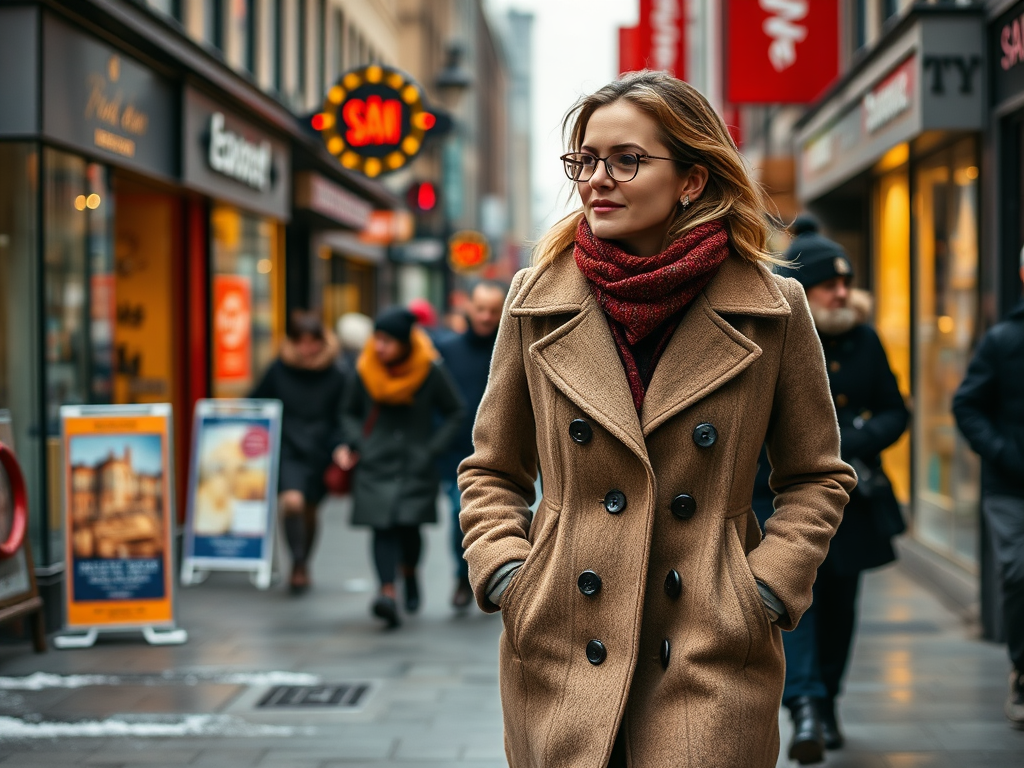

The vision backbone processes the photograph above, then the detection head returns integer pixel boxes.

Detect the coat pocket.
[724,517,771,666]
[500,497,561,655]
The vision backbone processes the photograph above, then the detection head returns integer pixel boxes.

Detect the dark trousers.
[983,495,1024,671]
[782,560,862,708]
[442,480,469,579]
[372,525,422,586]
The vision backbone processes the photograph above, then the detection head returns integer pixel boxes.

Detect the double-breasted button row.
[569,418,592,444]
[586,639,607,665]
[604,490,627,514]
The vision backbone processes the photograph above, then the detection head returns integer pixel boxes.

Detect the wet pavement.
[0,496,1021,767]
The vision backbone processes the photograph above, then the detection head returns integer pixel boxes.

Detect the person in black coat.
[952,257,1024,727]
[435,280,507,609]
[334,308,464,628]
[754,217,909,764]
[250,310,348,593]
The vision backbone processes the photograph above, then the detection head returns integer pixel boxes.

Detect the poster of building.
[181,399,281,589]
[60,404,176,631]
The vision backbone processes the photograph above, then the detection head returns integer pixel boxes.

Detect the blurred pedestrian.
[251,309,346,594]
[755,217,909,763]
[458,71,855,768]
[334,307,464,628]
[435,280,508,609]
[409,297,456,346]
[952,249,1024,728]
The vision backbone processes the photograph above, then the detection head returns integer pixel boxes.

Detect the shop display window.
[0,143,44,561]
[320,250,378,333]
[211,205,281,398]
[873,165,912,504]
[913,138,981,571]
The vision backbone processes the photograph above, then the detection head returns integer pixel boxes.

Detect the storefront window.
[873,165,912,503]
[913,138,981,571]
[43,150,113,433]
[211,205,281,397]
[0,143,43,560]
[320,250,378,331]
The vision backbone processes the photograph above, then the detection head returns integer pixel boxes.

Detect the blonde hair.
[534,71,776,267]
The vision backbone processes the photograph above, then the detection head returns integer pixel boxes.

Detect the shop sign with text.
[212,276,253,387]
[315,65,436,178]
[42,16,175,177]
[993,1,1024,105]
[726,0,840,103]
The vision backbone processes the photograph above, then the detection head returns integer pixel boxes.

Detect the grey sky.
[487,0,637,239]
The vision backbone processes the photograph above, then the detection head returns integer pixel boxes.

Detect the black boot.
[818,698,844,749]
[371,594,400,629]
[402,569,421,613]
[787,696,825,765]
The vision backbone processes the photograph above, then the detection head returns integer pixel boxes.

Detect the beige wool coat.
[458,251,856,768]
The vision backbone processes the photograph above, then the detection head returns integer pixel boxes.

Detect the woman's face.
[373,331,408,365]
[294,332,325,361]
[577,100,706,257]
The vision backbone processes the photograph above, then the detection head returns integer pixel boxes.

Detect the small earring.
[680,195,690,209]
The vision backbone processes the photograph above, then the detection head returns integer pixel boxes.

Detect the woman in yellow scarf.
[333,307,464,627]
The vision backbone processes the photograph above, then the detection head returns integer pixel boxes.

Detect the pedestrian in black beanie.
[753,215,910,764]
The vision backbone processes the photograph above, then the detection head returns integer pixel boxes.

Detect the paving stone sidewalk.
[0,495,1021,767]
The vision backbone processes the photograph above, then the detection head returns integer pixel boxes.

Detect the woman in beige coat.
[458,71,856,768]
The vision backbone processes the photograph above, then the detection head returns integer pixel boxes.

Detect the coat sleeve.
[952,329,1024,476]
[747,277,857,630]
[423,362,466,459]
[339,373,370,452]
[249,361,278,399]
[457,270,538,613]
[839,329,909,462]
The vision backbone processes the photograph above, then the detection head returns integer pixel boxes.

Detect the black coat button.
[578,570,602,596]
[670,494,697,520]
[569,419,593,445]
[586,639,607,665]
[664,569,682,599]
[604,490,627,514]
[693,423,717,448]
[660,639,671,669]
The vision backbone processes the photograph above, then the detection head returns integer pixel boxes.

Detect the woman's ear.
[679,165,709,204]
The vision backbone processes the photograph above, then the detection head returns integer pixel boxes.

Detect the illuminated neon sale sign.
[313,65,435,178]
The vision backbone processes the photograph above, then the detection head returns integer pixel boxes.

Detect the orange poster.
[213,275,252,385]
[61,405,176,630]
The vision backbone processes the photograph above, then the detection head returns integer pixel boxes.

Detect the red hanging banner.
[620,0,687,79]
[726,0,840,104]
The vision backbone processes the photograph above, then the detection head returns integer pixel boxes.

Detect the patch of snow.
[0,714,312,738]
[0,670,320,690]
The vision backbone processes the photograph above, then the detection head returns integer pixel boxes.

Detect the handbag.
[323,405,380,497]
[849,457,906,538]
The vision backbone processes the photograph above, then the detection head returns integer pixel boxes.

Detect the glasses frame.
[560,151,678,183]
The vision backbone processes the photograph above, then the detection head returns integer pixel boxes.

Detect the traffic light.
[406,181,439,214]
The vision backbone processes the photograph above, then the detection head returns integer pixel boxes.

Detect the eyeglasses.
[560,151,677,183]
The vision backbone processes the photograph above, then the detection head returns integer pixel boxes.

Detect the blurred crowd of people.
[250,280,507,628]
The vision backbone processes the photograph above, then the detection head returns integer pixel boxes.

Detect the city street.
[0,497,1021,767]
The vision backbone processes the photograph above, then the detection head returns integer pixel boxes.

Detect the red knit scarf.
[573,217,730,409]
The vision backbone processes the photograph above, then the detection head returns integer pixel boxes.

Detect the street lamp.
[435,43,473,101]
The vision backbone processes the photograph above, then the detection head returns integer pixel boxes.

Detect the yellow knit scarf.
[357,327,439,405]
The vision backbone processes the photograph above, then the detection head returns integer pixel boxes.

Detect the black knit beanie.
[778,215,854,288]
[374,307,417,344]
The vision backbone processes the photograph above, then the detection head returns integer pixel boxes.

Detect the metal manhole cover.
[257,683,372,709]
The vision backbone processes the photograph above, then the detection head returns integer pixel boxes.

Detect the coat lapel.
[640,257,791,436]
[510,255,648,459]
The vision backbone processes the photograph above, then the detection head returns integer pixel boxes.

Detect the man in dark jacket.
[435,280,507,609]
[756,217,910,764]
[952,254,1024,728]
